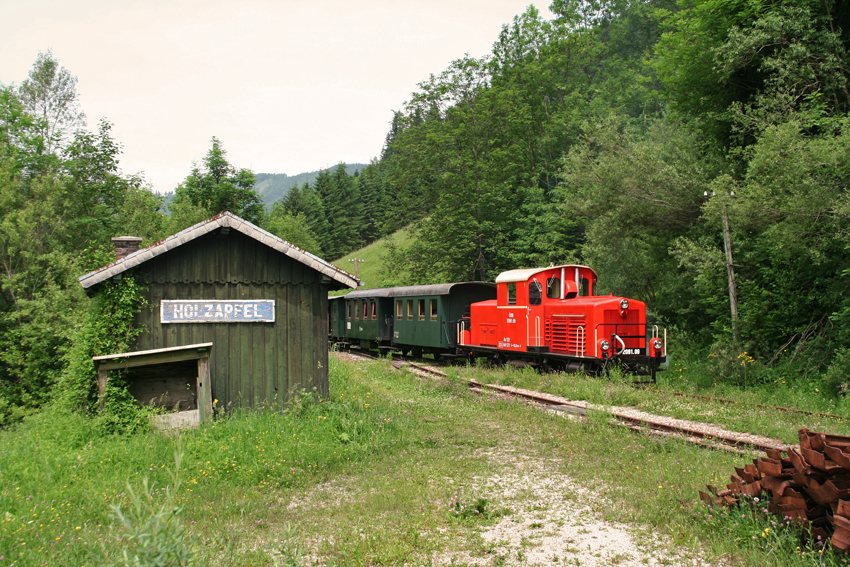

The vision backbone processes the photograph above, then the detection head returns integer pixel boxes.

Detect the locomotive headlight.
[619,299,629,310]
[601,340,610,351]
[652,338,663,351]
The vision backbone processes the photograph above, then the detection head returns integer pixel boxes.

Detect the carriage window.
[371,301,377,320]
[546,277,560,299]
[347,302,352,319]
[430,299,438,321]
[407,300,413,320]
[418,299,425,320]
[579,277,590,297]
[507,283,517,305]
[529,281,542,306]
[355,300,360,319]
[396,300,402,319]
[363,301,368,319]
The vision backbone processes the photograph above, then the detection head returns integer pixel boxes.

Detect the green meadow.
[2,355,850,566]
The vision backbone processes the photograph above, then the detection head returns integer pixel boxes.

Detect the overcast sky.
[1,0,551,194]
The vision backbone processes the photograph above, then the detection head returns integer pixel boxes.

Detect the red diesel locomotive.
[457,264,666,379]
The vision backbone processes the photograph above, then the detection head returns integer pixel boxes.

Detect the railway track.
[336,349,801,454]
[468,381,790,455]
[339,347,842,422]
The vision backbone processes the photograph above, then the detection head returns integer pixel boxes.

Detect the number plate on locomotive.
[620,348,645,356]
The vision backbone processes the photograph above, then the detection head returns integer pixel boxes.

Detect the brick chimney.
[111,236,143,261]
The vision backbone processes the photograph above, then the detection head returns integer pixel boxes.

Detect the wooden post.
[348,258,364,280]
[721,203,739,344]
[197,355,212,421]
[97,367,109,410]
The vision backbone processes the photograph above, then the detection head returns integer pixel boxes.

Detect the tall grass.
[0,356,400,566]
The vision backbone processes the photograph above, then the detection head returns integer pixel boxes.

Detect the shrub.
[108,452,195,567]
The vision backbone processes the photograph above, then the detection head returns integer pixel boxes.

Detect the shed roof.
[495,265,595,283]
[344,282,495,299]
[78,211,358,290]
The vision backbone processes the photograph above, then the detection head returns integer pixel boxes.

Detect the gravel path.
[430,448,716,567]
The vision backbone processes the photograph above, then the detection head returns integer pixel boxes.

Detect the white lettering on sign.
[161,300,275,323]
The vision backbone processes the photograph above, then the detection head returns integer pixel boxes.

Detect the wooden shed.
[78,212,357,418]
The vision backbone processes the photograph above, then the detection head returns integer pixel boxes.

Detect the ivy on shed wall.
[58,274,151,433]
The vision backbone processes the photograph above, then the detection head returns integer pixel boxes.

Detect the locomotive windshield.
[529,281,542,305]
[546,277,560,299]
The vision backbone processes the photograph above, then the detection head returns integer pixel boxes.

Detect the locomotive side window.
[579,278,590,297]
[507,283,517,305]
[529,281,542,306]
[546,277,560,299]
[430,299,438,321]
[396,300,402,320]
[407,300,413,320]
[418,299,425,321]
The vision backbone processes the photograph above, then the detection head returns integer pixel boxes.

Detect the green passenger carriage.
[338,283,496,357]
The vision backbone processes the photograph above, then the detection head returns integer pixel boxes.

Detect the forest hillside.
[255,164,368,208]
[2,0,850,424]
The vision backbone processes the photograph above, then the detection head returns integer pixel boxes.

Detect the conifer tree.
[172,137,264,225]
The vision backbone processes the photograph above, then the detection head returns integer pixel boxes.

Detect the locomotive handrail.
[576,325,585,356]
[613,333,626,355]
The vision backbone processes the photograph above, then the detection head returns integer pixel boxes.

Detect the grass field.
[331,226,415,293]
[2,356,849,566]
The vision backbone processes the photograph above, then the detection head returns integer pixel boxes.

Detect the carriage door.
[527,279,544,348]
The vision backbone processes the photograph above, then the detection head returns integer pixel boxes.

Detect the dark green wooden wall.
[130,229,330,410]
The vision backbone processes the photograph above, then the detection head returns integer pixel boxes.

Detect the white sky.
[1,0,550,194]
